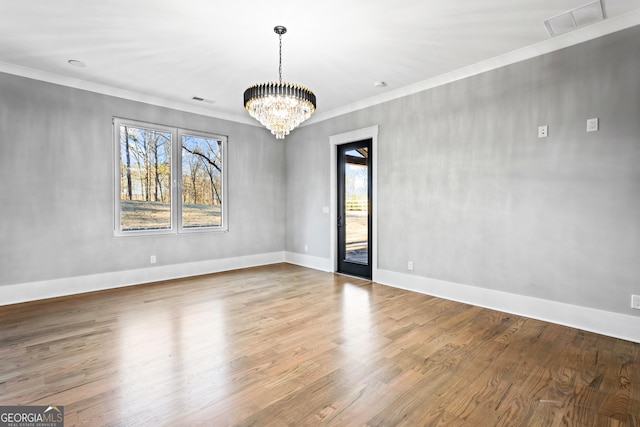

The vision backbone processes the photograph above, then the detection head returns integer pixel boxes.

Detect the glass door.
[337,139,372,279]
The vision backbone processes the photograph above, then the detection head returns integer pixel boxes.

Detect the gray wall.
[0,74,285,286]
[285,25,640,316]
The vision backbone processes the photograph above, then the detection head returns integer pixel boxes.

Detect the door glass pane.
[344,148,368,263]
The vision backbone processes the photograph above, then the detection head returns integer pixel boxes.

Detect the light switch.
[587,118,599,132]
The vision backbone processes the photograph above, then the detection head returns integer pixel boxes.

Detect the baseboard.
[0,251,285,307]
[4,256,637,343]
[284,252,333,272]
[376,269,640,344]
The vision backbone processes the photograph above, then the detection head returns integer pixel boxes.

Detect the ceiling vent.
[543,0,605,36]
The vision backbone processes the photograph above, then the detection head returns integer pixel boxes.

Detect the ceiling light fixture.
[243,26,316,139]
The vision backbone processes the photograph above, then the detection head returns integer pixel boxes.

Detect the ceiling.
[1,0,640,126]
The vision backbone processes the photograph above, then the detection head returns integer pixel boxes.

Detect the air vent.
[543,0,604,37]
[67,59,86,68]
[191,96,215,104]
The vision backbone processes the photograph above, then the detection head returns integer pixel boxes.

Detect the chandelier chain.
[278,33,283,83]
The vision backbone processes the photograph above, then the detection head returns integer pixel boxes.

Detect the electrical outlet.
[586,118,599,132]
[407,261,414,271]
[538,125,548,138]
[632,294,640,310]
[150,255,156,264]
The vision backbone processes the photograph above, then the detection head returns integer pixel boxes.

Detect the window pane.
[181,134,223,228]
[119,125,172,231]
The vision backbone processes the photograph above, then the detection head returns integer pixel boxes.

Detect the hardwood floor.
[1,263,638,426]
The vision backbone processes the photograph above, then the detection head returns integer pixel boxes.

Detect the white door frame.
[329,125,379,281]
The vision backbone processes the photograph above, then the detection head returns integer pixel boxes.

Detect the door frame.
[329,125,379,281]
[337,139,372,279]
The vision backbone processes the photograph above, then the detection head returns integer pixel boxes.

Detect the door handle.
[337,215,343,227]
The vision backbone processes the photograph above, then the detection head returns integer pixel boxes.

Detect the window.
[114,118,227,235]
[179,131,224,229]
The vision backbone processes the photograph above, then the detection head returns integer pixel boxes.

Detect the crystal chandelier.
[243,26,316,139]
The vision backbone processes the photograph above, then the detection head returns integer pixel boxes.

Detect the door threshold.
[334,271,372,281]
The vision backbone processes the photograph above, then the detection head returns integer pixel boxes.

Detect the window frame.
[113,117,228,237]
[177,128,228,234]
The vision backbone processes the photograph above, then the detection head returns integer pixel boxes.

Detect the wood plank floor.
[1,263,638,426]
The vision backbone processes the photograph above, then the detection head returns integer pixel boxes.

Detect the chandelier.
[243,26,316,139]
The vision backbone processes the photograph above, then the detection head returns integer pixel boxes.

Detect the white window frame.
[113,117,228,236]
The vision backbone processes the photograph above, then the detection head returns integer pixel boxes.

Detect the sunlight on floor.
[340,283,374,360]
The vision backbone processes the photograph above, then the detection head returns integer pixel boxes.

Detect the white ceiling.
[1,0,640,126]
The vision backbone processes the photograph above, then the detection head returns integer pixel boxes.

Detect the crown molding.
[306,9,640,125]
[0,61,257,126]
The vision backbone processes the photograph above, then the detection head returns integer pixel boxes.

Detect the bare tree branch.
[182,144,221,173]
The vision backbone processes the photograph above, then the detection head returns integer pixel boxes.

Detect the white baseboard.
[4,254,638,343]
[284,252,333,272]
[0,251,285,307]
[282,255,640,342]
[376,269,640,344]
